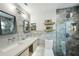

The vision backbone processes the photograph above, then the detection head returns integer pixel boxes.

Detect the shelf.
[44,20,55,25]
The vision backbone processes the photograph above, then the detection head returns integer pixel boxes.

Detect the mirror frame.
[30,23,36,31]
[23,20,30,33]
[0,10,17,35]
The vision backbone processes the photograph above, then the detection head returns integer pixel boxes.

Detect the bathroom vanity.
[19,38,38,56]
[0,37,38,56]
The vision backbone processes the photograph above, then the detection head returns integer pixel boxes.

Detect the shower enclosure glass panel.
[56,6,79,56]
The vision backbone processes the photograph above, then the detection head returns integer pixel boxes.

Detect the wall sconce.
[16,8,27,19]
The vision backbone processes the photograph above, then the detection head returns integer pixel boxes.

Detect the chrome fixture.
[8,37,15,43]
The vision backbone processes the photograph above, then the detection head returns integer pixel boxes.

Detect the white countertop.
[0,37,38,56]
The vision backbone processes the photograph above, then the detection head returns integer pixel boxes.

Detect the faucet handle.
[12,37,15,39]
[8,38,12,43]
[8,38,12,40]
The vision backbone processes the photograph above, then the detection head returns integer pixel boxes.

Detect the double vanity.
[0,9,38,56]
[0,37,38,56]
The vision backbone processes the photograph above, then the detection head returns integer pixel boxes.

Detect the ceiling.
[17,3,79,14]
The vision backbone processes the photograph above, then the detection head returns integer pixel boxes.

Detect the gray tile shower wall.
[56,6,79,56]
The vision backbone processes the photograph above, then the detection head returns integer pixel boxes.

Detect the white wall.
[30,11,56,31]
[30,9,56,47]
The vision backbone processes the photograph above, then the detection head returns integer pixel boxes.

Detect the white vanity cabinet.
[29,40,38,56]
[33,40,38,52]
[0,37,38,56]
[19,39,38,56]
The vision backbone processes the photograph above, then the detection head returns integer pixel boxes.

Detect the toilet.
[44,40,54,56]
[32,39,54,56]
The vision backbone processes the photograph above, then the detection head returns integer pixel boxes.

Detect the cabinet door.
[29,44,33,56]
[33,40,37,52]
[20,48,29,56]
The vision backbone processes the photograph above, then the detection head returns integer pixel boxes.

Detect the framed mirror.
[31,23,36,31]
[23,20,29,33]
[0,10,17,35]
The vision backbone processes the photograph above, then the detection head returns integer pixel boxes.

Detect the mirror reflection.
[0,10,16,35]
[23,20,29,33]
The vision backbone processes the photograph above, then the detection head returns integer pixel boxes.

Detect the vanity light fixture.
[16,8,26,19]
[16,8,22,14]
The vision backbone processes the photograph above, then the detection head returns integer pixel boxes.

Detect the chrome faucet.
[8,37,15,43]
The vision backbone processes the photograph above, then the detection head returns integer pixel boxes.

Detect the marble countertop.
[0,37,38,56]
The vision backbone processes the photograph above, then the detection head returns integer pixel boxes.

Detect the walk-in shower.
[55,5,79,56]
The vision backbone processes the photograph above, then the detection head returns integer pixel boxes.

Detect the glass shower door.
[55,6,79,56]
[56,22,66,55]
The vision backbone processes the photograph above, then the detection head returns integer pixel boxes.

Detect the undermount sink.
[1,43,18,52]
[18,40,30,45]
[1,37,37,52]
[1,40,28,52]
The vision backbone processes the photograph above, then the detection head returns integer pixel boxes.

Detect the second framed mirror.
[23,20,30,33]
